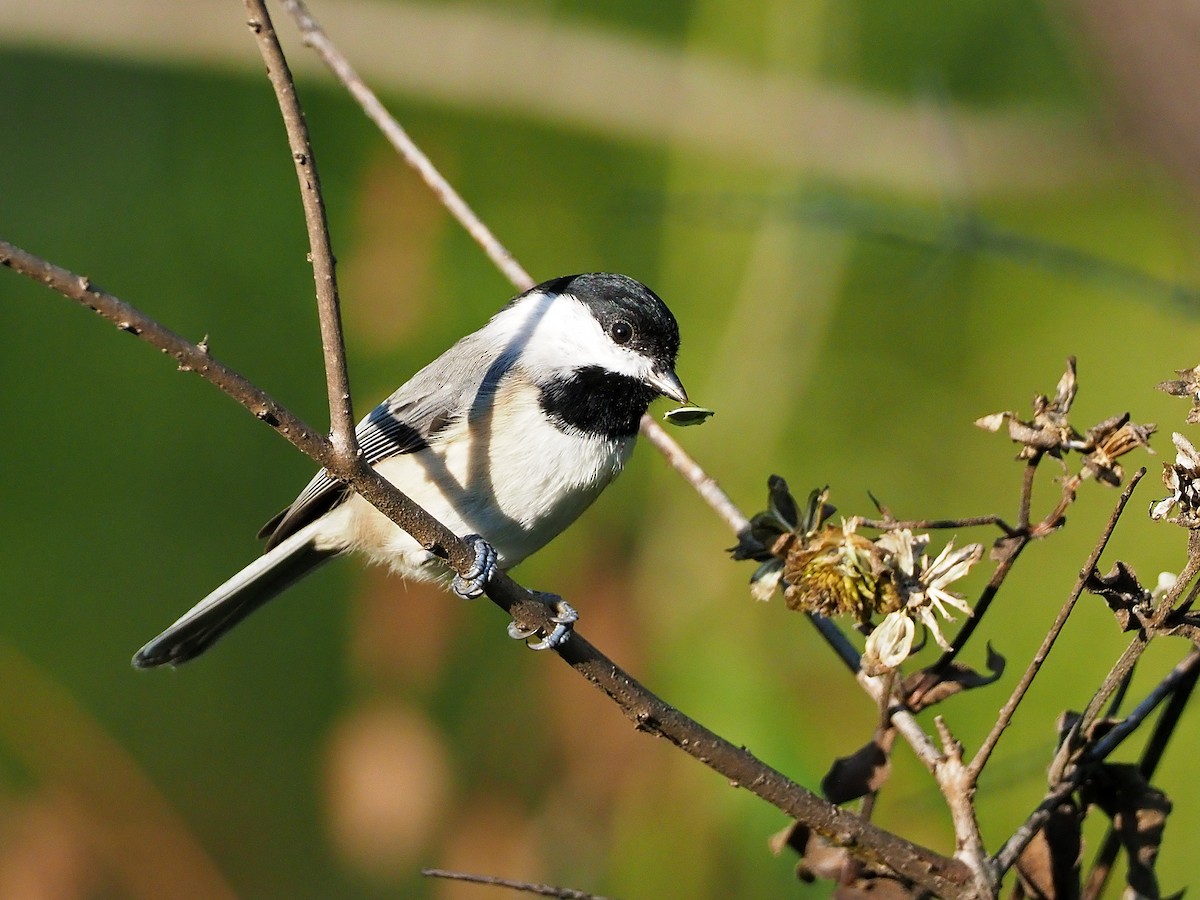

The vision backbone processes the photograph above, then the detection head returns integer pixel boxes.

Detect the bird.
[132,273,687,668]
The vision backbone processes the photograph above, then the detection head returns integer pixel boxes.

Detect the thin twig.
[966,469,1144,782]
[915,536,1028,692]
[279,0,534,292]
[1060,547,1200,772]
[853,514,1015,535]
[1017,456,1039,529]
[422,868,610,899]
[638,412,750,534]
[806,613,861,673]
[244,0,356,452]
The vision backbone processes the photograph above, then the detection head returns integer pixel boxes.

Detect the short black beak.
[647,367,688,404]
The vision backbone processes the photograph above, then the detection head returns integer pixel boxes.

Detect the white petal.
[924,541,984,591]
[1173,432,1200,469]
[1149,497,1178,521]
[975,412,1010,432]
[750,562,784,602]
[864,611,915,672]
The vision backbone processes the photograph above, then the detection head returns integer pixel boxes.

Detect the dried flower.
[781,521,898,623]
[1149,432,1200,527]
[735,480,984,670]
[977,358,1084,460]
[731,478,835,602]
[978,358,1152,484]
[1081,415,1155,487]
[875,530,984,653]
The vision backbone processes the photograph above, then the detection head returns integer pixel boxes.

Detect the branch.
[1083,646,1200,898]
[245,0,355,451]
[993,647,1200,877]
[0,238,974,897]
[967,469,1145,782]
[421,868,610,899]
[279,0,534,292]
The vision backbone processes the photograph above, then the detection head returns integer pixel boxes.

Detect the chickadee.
[133,273,686,668]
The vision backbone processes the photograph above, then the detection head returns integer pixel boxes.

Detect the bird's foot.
[451,535,498,599]
[507,591,578,651]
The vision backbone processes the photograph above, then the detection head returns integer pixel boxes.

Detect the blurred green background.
[4,0,1200,896]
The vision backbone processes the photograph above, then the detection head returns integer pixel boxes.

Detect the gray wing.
[260,332,510,550]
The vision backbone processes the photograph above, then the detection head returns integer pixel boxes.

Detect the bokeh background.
[3,0,1200,896]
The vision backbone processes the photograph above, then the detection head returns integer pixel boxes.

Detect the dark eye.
[610,321,633,344]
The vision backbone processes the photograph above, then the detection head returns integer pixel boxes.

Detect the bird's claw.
[507,592,578,651]
[451,535,498,599]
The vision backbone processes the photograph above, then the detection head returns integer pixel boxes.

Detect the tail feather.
[132,527,338,668]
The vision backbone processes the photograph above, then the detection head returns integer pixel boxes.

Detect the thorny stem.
[244,0,356,453]
[966,470,1144,782]
[1082,647,1200,899]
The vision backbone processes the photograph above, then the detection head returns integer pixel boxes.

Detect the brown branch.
[966,468,1145,782]
[245,0,355,452]
[421,868,610,899]
[0,238,976,897]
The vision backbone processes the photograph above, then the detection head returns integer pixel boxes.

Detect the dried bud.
[1158,364,1200,425]
[1081,415,1156,487]
[862,610,915,675]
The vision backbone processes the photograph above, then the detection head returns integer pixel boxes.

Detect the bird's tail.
[132,526,338,668]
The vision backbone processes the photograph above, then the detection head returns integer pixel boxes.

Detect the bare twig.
[966,469,1145,782]
[279,0,534,292]
[640,413,750,534]
[853,514,1016,535]
[1053,547,1200,781]
[912,537,1028,699]
[422,868,610,899]
[244,0,356,452]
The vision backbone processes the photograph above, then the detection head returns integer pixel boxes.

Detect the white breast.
[310,377,634,581]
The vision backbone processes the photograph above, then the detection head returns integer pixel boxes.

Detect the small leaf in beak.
[664,405,715,427]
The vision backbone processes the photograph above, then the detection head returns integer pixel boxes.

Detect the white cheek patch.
[498,292,651,382]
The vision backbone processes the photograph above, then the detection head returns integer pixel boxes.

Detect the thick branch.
[1,238,974,896]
